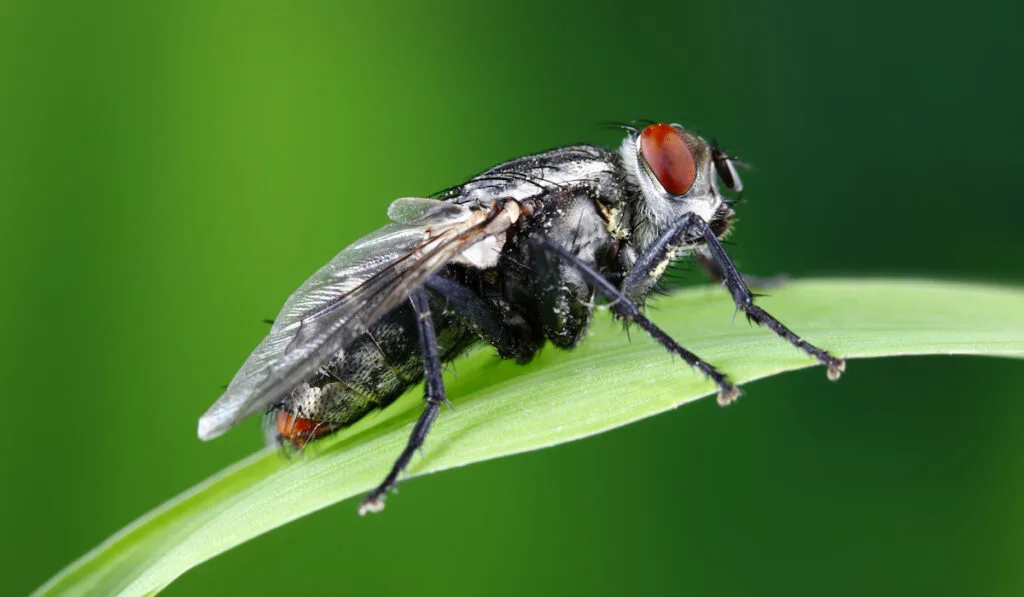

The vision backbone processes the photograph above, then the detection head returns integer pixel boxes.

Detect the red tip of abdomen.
[275,410,336,449]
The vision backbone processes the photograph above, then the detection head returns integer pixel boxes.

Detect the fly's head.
[619,123,743,248]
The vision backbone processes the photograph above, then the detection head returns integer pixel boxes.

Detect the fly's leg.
[622,213,845,381]
[694,251,790,291]
[619,213,705,304]
[536,238,741,405]
[698,220,845,379]
[426,275,542,363]
[358,287,447,515]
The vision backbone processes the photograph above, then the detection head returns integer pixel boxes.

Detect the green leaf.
[35,279,1024,597]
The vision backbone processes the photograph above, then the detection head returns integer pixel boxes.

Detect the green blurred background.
[3,1,1023,595]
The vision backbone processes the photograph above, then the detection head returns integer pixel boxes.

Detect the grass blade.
[34,279,1024,597]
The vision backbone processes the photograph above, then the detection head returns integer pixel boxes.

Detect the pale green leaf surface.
[35,280,1024,597]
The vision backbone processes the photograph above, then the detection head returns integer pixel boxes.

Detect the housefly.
[198,122,846,515]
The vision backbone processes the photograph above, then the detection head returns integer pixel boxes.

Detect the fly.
[198,121,846,514]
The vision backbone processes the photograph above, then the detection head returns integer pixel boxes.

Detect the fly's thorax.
[449,145,624,211]
[618,124,725,251]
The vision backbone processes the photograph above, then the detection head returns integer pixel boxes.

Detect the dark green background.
[3,1,1023,595]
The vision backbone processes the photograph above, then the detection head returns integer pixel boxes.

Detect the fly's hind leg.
[358,287,447,515]
[536,238,741,406]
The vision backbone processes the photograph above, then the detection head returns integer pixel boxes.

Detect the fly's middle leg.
[426,274,543,363]
[535,238,741,406]
[358,287,448,515]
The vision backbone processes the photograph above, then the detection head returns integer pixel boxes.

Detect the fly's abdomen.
[268,299,478,449]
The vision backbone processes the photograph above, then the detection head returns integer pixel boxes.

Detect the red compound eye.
[639,123,697,195]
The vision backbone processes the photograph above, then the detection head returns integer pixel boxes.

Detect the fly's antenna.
[601,119,658,134]
[711,136,752,170]
[602,121,640,134]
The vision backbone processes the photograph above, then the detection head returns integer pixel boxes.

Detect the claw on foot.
[358,495,386,516]
[827,358,847,381]
[717,384,742,406]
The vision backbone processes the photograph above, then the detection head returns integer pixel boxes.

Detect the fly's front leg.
[619,214,702,304]
[622,213,845,381]
[536,238,740,406]
[358,287,448,515]
[694,251,790,291]
[697,219,846,380]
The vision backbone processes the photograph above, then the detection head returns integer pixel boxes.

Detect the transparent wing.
[198,198,521,440]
